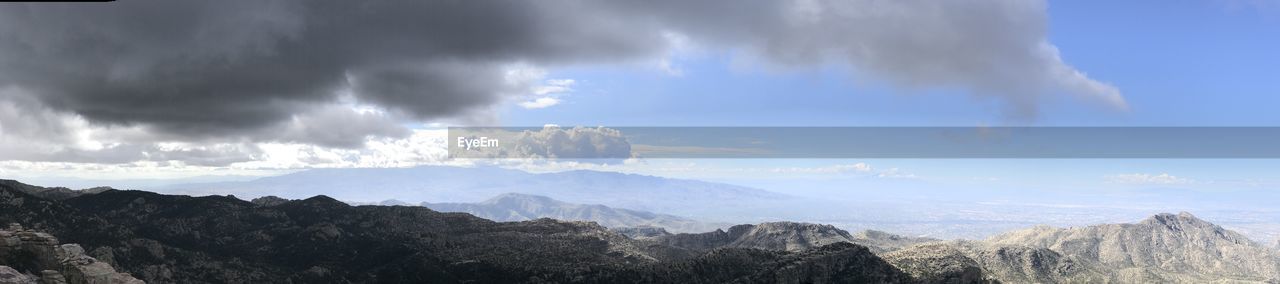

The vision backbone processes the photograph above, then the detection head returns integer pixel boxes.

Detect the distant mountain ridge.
[0,179,112,201]
[161,166,789,216]
[423,193,728,233]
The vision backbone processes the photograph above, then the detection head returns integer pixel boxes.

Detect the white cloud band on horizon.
[1105,173,1196,185]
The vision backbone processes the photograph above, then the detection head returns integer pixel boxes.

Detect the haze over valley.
[90,166,1279,244]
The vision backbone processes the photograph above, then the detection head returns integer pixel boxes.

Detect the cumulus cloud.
[238,129,455,169]
[0,88,262,166]
[0,0,1122,167]
[1105,173,1196,185]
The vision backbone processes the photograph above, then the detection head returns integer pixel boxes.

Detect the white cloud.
[519,97,561,109]
[520,78,574,109]
[532,79,575,95]
[1105,173,1195,185]
[504,65,574,110]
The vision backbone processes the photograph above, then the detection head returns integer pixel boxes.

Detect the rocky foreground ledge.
[0,224,142,284]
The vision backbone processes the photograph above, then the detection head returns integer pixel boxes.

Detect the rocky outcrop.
[611,226,672,240]
[883,242,990,284]
[0,224,142,284]
[248,195,289,207]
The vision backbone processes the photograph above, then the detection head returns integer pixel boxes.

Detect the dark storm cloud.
[0,0,664,141]
[0,0,1124,165]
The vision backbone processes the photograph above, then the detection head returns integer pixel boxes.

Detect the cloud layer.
[0,0,1123,167]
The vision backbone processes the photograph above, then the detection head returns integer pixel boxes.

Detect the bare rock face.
[654,221,937,254]
[0,224,143,284]
[654,222,857,253]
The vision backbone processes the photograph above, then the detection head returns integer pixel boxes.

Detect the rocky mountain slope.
[423,193,727,233]
[0,180,917,283]
[611,226,674,240]
[591,242,916,283]
[991,212,1279,282]
[888,212,1280,283]
[655,222,938,254]
[648,213,1280,283]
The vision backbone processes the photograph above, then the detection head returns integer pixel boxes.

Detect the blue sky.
[503,0,1280,127]
[481,1,1280,192]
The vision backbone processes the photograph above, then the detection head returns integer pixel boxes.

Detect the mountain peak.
[295,195,348,208]
[480,193,564,208]
[484,192,555,202]
[752,222,846,234]
[251,195,291,207]
[1141,211,1215,230]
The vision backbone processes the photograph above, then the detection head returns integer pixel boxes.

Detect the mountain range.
[159,166,789,217]
[4,179,1280,283]
[0,179,913,283]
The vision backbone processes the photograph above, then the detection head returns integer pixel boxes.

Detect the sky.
[0,0,1278,191]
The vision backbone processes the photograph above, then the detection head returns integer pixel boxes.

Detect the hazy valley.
[136,166,1280,244]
